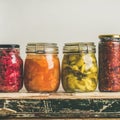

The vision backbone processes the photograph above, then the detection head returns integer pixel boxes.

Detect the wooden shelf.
[0,92,120,119]
[0,92,120,99]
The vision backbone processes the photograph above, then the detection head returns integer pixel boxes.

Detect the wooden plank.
[2,118,120,120]
[0,92,120,119]
[0,98,120,118]
[0,92,120,99]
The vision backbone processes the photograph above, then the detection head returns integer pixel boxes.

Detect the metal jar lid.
[0,44,19,48]
[99,34,120,41]
[26,43,59,54]
[63,42,96,53]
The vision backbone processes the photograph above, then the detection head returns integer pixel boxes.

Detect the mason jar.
[0,44,23,92]
[62,42,98,92]
[99,34,120,92]
[24,43,60,92]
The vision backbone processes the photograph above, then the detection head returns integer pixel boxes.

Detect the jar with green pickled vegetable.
[62,42,98,92]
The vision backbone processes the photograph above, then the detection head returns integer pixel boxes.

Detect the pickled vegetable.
[62,53,97,92]
[24,54,60,92]
[99,41,120,91]
[0,47,23,92]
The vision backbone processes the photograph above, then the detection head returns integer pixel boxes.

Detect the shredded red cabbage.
[0,49,23,92]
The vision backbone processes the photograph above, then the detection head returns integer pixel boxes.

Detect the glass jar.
[0,44,23,92]
[24,43,60,92]
[99,34,120,92]
[62,42,98,92]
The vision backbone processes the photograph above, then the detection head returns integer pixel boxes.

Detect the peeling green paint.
[0,99,120,118]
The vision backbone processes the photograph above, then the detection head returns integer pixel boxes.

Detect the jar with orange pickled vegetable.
[24,43,60,92]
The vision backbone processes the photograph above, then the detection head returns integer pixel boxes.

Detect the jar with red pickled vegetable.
[99,34,120,92]
[24,43,60,92]
[0,44,23,92]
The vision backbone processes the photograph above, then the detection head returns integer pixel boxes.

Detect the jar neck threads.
[63,42,96,54]
[26,43,59,54]
[99,34,120,42]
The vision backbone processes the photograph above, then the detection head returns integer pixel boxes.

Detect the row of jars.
[0,34,120,92]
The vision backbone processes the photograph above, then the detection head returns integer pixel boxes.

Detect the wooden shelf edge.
[0,92,120,99]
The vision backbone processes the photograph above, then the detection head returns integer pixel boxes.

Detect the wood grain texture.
[0,92,120,99]
[0,92,120,119]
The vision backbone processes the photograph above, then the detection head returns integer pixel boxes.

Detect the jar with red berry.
[99,34,120,92]
[0,44,23,92]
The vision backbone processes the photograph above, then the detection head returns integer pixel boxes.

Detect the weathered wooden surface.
[0,92,120,119]
[1,92,120,99]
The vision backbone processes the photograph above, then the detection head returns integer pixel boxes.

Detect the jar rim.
[63,42,96,53]
[0,44,19,48]
[64,42,94,46]
[27,43,57,46]
[99,34,120,39]
[26,42,58,54]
